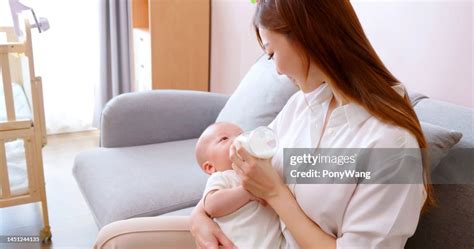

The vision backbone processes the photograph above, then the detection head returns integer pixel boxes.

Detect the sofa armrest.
[100,90,229,148]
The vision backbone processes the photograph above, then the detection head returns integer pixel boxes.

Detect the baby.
[195,122,282,249]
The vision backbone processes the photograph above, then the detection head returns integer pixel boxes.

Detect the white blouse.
[268,82,426,249]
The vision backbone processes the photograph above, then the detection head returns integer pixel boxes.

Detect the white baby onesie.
[203,170,283,249]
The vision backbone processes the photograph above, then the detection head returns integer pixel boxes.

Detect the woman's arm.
[204,186,253,218]
[190,199,236,249]
[268,185,336,249]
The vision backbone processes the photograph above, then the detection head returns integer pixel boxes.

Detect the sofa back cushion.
[407,98,473,249]
[421,121,463,173]
[414,98,473,184]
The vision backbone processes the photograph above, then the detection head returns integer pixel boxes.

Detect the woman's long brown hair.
[253,0,435,213]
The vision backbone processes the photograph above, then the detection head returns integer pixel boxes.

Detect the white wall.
[211,0,473,108]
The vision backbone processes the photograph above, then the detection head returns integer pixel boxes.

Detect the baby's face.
[196,123,243,174]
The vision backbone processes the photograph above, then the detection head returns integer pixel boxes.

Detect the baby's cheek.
[222,150,234,169]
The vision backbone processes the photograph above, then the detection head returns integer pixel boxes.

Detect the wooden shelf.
[131,0,210,92]
[131,0,149,29]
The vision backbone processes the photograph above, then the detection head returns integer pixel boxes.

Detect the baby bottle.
[235,126,278,159]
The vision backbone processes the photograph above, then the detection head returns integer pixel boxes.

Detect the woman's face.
[259,27,304,84]
[258,27,328,92]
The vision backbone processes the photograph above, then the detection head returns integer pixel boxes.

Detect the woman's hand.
[243,186,268,206]
[229,142,285,202]
[190,200,236,249]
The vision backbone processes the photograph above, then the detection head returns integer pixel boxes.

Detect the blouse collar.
[303,82,332,105]
[304,82,407,131]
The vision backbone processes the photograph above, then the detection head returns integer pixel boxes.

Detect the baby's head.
[195,122,243,174]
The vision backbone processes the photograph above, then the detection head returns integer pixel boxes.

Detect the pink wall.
[351,0,473,108]
[210,0,262,94]
[210,0,473,108]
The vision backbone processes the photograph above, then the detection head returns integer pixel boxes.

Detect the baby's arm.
[204,185,253,218]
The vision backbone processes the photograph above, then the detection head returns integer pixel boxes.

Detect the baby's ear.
[203,162,216,174]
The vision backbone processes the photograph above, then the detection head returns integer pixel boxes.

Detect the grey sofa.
[73,56,473,249]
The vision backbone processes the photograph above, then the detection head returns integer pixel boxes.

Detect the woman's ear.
[203,162,216,174]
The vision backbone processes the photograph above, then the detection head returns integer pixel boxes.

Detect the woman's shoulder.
[273,90,304,118]
[286,90,304,106]
[363,116,420,149]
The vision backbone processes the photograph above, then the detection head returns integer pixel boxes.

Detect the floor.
[0,130,100,249]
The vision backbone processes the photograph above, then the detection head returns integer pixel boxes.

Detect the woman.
[190,0,433,248]
[94,1,433,248]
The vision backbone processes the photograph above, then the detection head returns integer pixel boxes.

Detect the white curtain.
[1,0,102,134]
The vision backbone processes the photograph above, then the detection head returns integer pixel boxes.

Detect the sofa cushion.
[421,121,463,173]
[216,55,299,131]
[414,98,473,184]
[407,91,428,106]
[406,184,474,249]
[73,138,208,228]
[160,207,194,217]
